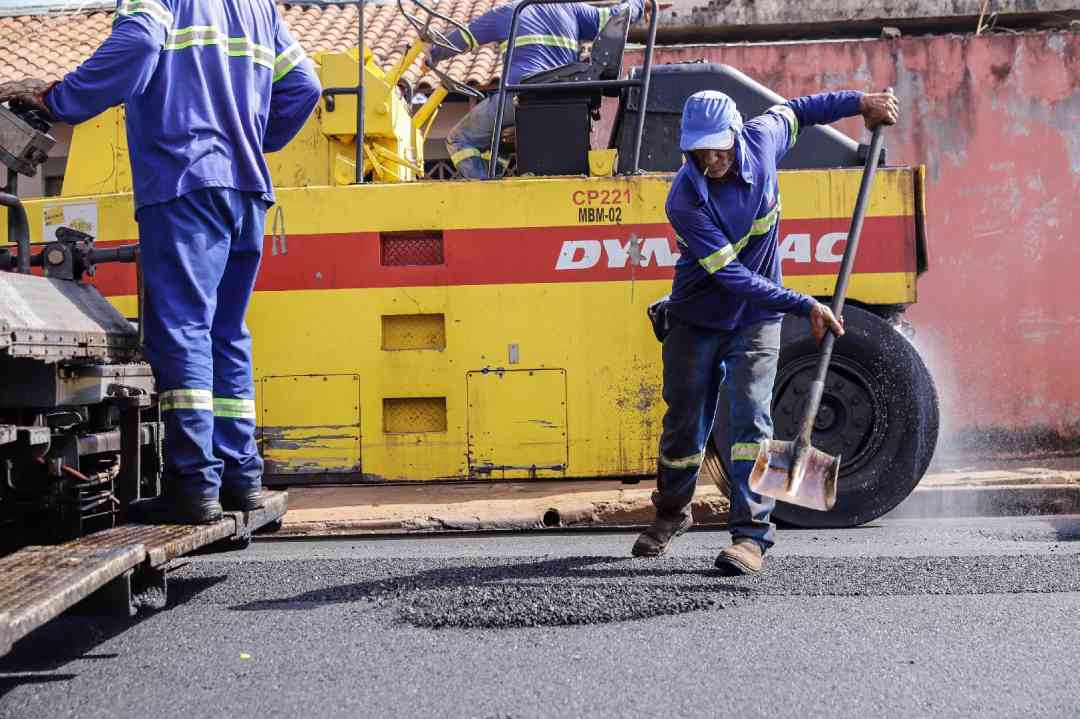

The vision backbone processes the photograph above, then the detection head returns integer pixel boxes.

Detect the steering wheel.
[428,64,485,100]
[397,0,470,54]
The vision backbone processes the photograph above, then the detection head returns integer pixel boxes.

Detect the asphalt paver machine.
[0,104,287,657]
[6,0,938,540]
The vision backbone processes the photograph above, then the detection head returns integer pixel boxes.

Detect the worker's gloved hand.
[859,91,899,129]
[0,79,53,117]
[809,302,844,344]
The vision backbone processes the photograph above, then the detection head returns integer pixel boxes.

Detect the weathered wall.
[658,0,1079,32]
[609,31,1080,458]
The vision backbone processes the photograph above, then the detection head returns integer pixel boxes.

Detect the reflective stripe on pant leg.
[654,317,728,517]
[138,191,230,499]
[730,442,759,462]
[446,96,514,178]
[211,191,266,493]
[724,319,781,549]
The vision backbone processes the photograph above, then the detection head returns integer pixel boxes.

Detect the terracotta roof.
[0,1,506,91]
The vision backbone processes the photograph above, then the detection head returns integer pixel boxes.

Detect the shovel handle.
[791,92,892,468]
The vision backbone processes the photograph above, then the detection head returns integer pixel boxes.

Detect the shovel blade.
[747,439,840,511]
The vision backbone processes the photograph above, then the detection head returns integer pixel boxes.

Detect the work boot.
[128,495,224,525]
[221,487,265,512]
[713,538,765,576]
[631,513,693,557]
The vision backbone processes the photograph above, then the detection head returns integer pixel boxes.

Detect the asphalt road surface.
[2,515,1079,718]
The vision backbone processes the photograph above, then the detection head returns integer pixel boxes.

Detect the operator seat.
[518,10,630,91]
[513,12,630,176]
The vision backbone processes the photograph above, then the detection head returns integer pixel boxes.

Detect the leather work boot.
[631,513,693,557]
[714,538,765,575]
[221,487,265,512]
[129,495,224,525]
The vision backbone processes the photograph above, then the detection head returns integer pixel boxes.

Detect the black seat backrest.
[519,9,630,86]
[588,9,630,81]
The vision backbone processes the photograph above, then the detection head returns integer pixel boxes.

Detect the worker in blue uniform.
[633,88,898,573]
[1,0,322,524]
[426,0,647,179]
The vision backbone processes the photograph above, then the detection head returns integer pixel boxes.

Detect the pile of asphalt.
[173,553,1080,629]
[398,583,728,629]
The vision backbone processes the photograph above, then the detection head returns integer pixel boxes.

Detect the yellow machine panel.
[467,369,569,479]
[260,374,362,476]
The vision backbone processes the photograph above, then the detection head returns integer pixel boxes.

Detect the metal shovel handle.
[791,91,892,469]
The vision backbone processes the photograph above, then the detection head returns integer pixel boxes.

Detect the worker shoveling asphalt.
[632,86,899,576]
[748,104,892,513]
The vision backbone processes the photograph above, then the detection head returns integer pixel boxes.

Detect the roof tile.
[0,1,508,91]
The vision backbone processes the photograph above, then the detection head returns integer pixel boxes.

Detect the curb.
[271,478,1080,538]
[886,483,1080,519]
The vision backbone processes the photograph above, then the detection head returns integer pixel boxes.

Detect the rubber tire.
[708,306,939,527]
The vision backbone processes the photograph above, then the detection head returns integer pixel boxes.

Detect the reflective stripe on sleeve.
[115,0,174,28]
[730,442,760,462]
[213,397,257,419]
[767,104,799,150]
[498,34,579,53]
[659,450,705,469]
[159,388,213,412]
[273,42,307,82]
[597,7,612,27]
[461,27,479,50]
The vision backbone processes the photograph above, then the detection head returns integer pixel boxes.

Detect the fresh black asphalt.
[2,515,1078,718]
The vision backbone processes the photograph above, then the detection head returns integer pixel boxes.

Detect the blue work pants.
[137,188,266,501]
[655,317,781,550]
[446,95,515,179]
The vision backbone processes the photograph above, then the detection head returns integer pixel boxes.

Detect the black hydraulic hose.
[0,192,30,273]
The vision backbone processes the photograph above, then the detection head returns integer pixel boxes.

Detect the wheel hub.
[772,357,886,475]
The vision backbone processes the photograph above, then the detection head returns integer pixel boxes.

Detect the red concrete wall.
[609,32,1080,457]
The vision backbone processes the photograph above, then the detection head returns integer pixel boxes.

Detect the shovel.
[748,105,891,511]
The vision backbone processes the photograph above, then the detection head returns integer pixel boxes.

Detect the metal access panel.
[0,272,138,362]
[467,369,568,479]
[260,374,361,477]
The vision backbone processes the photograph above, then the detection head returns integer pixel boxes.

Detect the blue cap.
[679,90,743,152]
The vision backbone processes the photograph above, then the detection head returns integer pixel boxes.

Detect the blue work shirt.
[665,91,864,331]
[431,0,644,85]
[45,0,322,210]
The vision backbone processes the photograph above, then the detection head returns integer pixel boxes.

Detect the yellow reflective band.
[499,34,579,53]
[165,27,276,71]
[115,0,173,28]
[450,147,482,166]
[462,27,479,50]
[159,388,213,412]
[213,397,257,419]
[699,202,782,274]
[273,42,307,82]
[699,244,737,273]
[597,7,612,27]
[731,442,760,462]
[659,450,705,469]
[479,151,509,168]
[767,104,799,150]
[675,234,688,248]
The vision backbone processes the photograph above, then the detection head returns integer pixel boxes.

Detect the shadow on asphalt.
[231,555,752,614]
[0,575,225,697]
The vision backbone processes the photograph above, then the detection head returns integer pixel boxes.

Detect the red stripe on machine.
[90,216,915,296]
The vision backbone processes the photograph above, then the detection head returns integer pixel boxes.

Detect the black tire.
[708,304,937,524]
[768,305,939,527]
